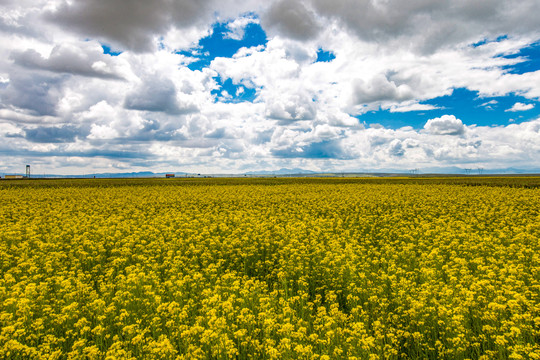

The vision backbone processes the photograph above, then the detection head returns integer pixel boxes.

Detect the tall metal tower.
[26,165,30,178]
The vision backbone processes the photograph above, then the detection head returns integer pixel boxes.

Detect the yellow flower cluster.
[1,178,539,359]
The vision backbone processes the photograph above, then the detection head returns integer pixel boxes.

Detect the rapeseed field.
[1,177,539,359]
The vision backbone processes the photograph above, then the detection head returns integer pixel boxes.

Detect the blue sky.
[183,21,268,71]
[361,88,540,129]
[1,0,540,175]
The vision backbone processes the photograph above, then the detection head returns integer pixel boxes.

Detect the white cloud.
[265,92,317,122]
[124,76,196,115]
[423,115,465,136]
[224,16,258,40]
[388,139,405,157]
[1,0,540,174]
[10,41,126,79]
[480,99,498,110]
[506,102,534,112]
[352,74,413,104]
[87,124,119,140]
[388,103,440,113]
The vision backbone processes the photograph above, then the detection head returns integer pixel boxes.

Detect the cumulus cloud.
[40,0,540,55]
[46,0,205,52]
[87,124,119,140]
[1,71,63,116]
[45,0,263,52]
[11,42,125,79]
[224,16,259,40]
[24,125,85,143]
[307,0,540,53]
[272,139,346,159]
[262,0,322,40]
[423,115,465,136]
[0,122,24,138]
[1,0,540,175]
[124,77,197,115]
[319,111,361,128]
[124,69,205,115]
[265,93,317,122]
[388,139,405,157]
[352,74,413,105]
[506,102,534,112]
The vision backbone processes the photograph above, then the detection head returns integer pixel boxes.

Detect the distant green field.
[2,175,540,188]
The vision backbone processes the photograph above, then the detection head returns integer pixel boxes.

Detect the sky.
[1,0,540,175]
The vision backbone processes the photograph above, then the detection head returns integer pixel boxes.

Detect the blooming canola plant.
[0,177,539,359]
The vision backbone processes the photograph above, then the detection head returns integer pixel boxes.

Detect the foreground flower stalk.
[1,177,539,359]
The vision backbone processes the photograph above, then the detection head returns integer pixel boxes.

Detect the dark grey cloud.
[310,0,444,42]
[262,0,322,40]
[124,77,196,115]
[1,71,63,116]
[11,45,123,80]
[45,0,214,52]
[303,0,540,52]
[24,125,88,143]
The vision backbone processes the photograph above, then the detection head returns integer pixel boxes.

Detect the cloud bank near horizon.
[1,0,540,174]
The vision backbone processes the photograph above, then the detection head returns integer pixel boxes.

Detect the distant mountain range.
[244,168,317,175]
[83,171,189,178]
[2,167,540,179]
